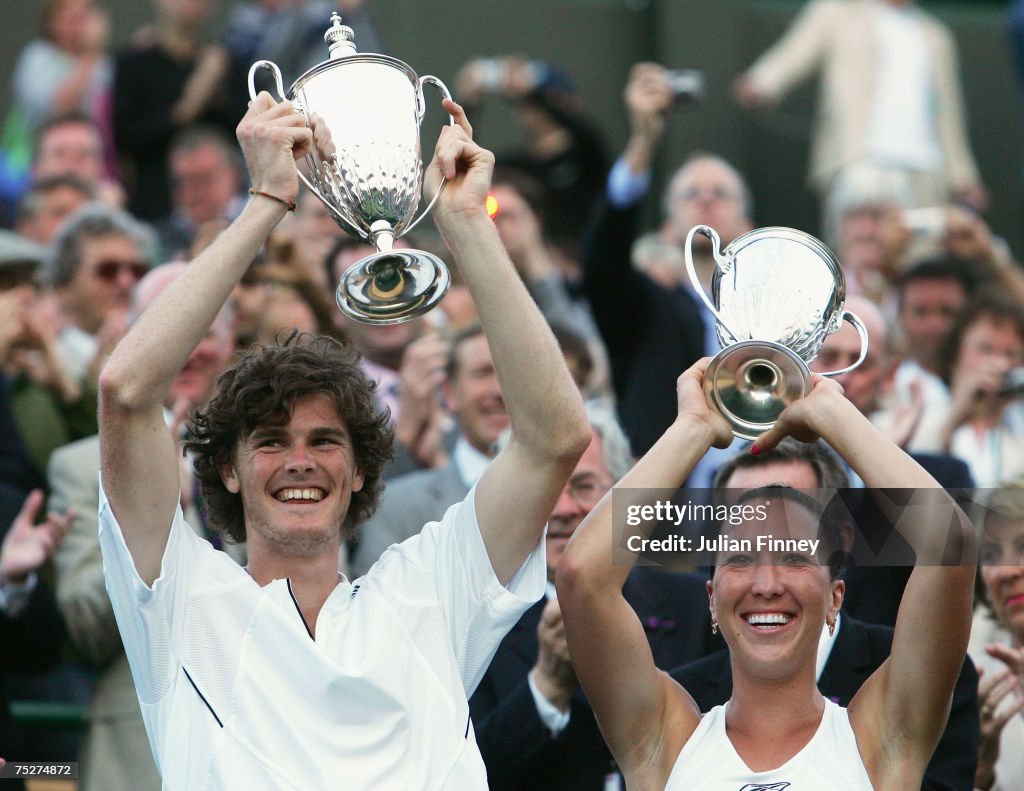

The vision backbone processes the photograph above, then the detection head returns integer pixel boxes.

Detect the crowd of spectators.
[1,1,1024,789]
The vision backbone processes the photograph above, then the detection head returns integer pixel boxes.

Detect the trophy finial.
[325,13,357,59]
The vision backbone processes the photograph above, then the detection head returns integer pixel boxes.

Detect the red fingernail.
[750,445,761,456]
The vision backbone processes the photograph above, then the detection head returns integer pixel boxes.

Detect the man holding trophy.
[97,60,589,791]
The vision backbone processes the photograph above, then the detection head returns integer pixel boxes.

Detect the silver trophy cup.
[248,13,453,324]
[685,225,868,439]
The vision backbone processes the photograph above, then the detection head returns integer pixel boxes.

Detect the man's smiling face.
[222,393,364,557]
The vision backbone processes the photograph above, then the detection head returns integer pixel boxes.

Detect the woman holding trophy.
[556,359,976,789]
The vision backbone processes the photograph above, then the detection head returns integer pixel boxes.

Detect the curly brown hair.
[184,332,393,544]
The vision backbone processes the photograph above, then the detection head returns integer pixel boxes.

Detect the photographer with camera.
[905,291,1024,487]
[580,63,749,467]
[455,55,608,258]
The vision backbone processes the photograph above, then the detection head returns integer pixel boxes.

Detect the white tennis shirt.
[99,483,545,790]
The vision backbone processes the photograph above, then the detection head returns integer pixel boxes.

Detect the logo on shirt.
[739,784,791,791]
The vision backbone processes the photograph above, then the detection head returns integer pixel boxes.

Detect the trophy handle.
[247,60,368,240]
[402,75,457,235]
[816,310,869,377]
[248,60,288,103]
[684,224,741,344]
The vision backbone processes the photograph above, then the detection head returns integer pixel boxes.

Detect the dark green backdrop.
[2,1,1019,252]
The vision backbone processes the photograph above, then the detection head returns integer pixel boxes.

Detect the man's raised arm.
[99,96,311,585]
[425,102,590,585]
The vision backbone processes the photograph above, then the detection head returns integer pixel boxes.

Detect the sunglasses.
[92,259,149,283]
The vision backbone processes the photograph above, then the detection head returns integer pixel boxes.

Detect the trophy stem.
[370,219,395,253]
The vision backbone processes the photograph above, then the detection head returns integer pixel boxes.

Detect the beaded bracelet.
[248,187,297,212]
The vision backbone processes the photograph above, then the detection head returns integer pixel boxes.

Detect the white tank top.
[664,698,874,790]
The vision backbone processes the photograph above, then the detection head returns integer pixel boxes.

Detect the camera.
[473,58,507,92]
[997,367,1024,399]
[665,69,705,106]
[901,207,947,237]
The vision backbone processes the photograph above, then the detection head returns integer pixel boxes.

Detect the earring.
[711,617,719,636]
[827,619,835,638]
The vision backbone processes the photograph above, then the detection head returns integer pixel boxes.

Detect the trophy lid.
[325,12,357,59]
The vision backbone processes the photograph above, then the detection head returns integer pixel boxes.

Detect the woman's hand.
[752,374,849,453]
[674,357,733,450]
[975,647,1024,790]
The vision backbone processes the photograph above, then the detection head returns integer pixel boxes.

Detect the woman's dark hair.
[183,332,393,543]
[936,290,1024,385]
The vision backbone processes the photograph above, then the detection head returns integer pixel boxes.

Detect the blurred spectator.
[908,291,1024,486]
[813,296,976,629]
[1,229,97,489]
[970,481,1024,791]
[15,174,94,246]
[0,0,113,217]
[893,257,979,409]
[0,487,71,789]
[325,236,453,477]
[551,324,594,393]
[827,186,910,303]
[0,234,53,495]
[225,0,383,91]
[11,0,111,134]
[232,233,343,350]
[283,188,344,291]
[942,206,1024,305]
[581,64,751,462]
[155,126,246,259]
[32,112,125,209]
[457,55,608,255]
[351,323,506,576]
[49,203,155,383]
[50,261,239,791]
[114,0,243,222]
[489,168,609,398]
[735,0,986,217]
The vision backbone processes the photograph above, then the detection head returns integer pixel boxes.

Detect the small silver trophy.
[685,225,868,439]
[248,14,453,324]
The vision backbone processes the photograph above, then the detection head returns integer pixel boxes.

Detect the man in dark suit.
[580,65,754,458]
[469,405,721,790]
[671,614,979,791]
[681,437,980,791]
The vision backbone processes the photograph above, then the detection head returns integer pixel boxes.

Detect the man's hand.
[674,358,734,450]
[752,374,849,453]
[530,597,577,713]
[236,93,314,211]
[395,332,451,468]
[424,100,494,227]
[1,491,73,585]
[945,361,1009,434]
[945,206,996,265]
[621,63,674,176]
[0,291,25,362]
[881,378,924,450]
[625,64,673,142]
[954,183,990,215]
[732,75,765,109]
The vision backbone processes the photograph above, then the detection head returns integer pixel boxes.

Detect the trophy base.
[337,249,451,325]
[704,341,810,440]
